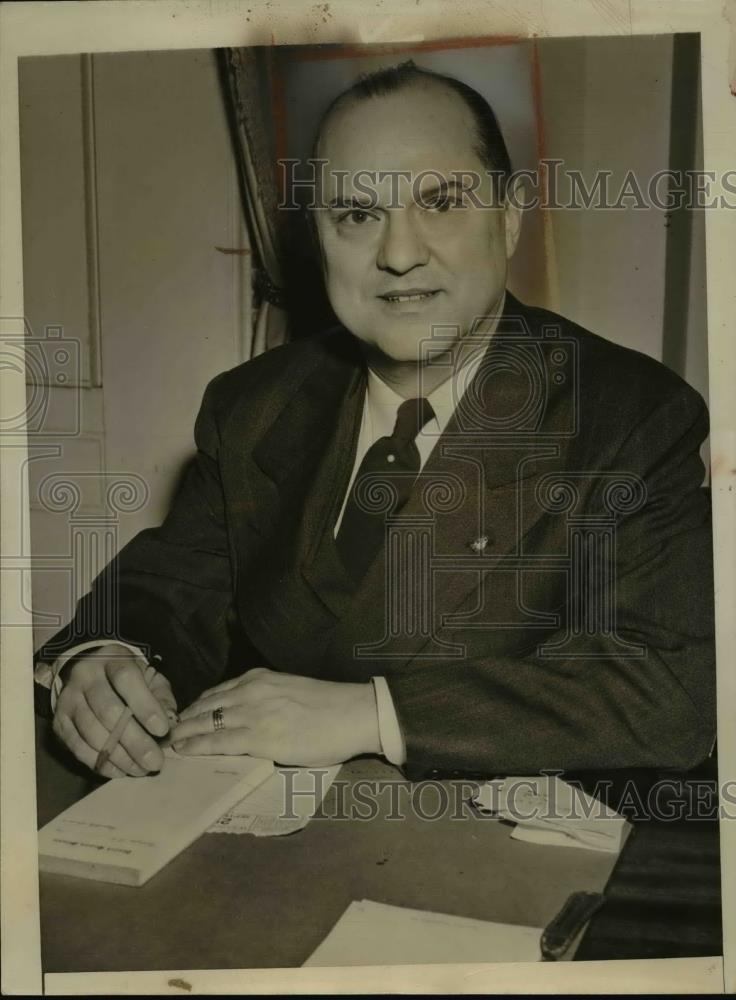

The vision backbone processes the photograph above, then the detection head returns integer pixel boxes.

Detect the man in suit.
[35,61,716,782]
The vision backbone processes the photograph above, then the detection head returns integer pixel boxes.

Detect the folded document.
[208,764,341,837]
[472,775,629,853]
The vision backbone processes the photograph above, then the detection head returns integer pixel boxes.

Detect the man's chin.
[361,327,461,367]
[370,345,436,366]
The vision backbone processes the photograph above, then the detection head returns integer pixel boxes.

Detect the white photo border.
[1,0,734,994]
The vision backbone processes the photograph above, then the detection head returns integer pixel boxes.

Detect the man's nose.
[376,211,429,274]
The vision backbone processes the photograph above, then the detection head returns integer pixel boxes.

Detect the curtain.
[218,48,289,356]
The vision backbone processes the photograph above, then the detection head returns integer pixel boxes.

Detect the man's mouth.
[378,289,441,304]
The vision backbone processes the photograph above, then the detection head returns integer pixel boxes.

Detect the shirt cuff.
[371,675,406,767]
[33,640,149,714]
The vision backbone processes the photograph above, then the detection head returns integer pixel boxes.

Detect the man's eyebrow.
[327,195,378,210]
[418,178,467,200]
[326,178,468,210]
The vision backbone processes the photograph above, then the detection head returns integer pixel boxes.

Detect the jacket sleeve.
[35,374,244,711]
[386,383,716,780]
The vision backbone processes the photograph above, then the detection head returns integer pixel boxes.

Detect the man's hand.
[170,667,382,767]
[53,643,177,779]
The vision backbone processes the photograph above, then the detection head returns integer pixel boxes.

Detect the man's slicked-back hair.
[312,58,513,198]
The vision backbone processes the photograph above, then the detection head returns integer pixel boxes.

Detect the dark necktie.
[336,396,435,584]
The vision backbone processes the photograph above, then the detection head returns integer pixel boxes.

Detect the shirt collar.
[365,291,505,437]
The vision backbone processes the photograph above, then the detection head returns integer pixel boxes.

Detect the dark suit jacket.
[38,292,716,780]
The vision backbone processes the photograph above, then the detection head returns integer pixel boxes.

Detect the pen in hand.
[94,663,174,775]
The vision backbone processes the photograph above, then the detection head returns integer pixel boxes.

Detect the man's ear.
[503,175,524,259]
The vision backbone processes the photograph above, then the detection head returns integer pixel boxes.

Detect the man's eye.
[338,209,375,225]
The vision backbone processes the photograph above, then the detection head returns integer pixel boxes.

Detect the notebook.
[38,751,273,886]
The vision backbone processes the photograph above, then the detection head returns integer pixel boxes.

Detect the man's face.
[313,82,521,364]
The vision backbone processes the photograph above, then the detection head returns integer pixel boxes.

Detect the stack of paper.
[472,775,629,853]
[304,900,543,967]
[38,751,273,886]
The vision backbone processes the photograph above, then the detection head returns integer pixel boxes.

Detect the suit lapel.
[251,331,364,495]
[249,330,366,619]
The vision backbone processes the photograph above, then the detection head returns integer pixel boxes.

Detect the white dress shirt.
[338,338,490,765]
[36,303,501,769]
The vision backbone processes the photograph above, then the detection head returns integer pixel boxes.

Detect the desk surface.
[36,723,722,972]
[36,725,623,973]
